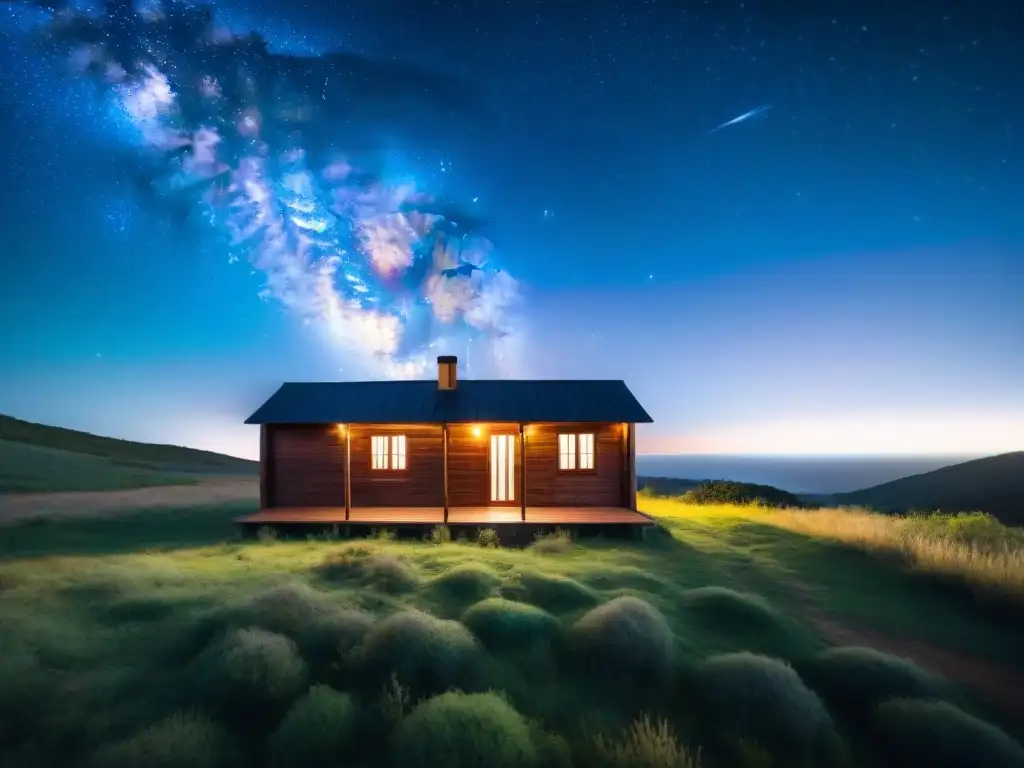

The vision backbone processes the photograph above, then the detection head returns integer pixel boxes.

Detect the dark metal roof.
[245,379,653,425]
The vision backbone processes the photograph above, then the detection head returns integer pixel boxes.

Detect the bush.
[301,607,375,667]
[351,610,482,697]
[680,587,779,631]
[194,627,308,723]
[461,598,560,650]
[427,563,501,602]
[509,571,599,613]
[477,528,501,548]
[230,580,339,636]
[683,480,803,508]
[428,524,452,544]
[591,714,702,768]
[317,549,419,593]
[873,698,1024,768]
[224,581,372,666]
[269,685,358,768]
[90,711,239,768]
[700,652,836,758]
[390,691,538,768]
[568,597,674,681]
[361,554,420,593]
[532,528,573,554]
[806,646,948,719]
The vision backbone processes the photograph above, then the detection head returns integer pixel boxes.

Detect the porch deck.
[234,506,653,526]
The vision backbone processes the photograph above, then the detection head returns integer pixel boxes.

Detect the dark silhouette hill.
[0,414,257,493]
[833,452,1024,525]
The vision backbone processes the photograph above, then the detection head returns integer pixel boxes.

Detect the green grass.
[0,414,257,493]
[1,498,1022,767]
[0,439,208,493]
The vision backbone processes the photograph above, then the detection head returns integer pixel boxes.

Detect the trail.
[0,477,259,525]
[786,580,1024,727]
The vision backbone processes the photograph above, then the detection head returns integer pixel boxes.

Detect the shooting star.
[708,105,772,134]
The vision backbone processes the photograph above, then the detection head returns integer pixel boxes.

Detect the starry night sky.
[0,0,1021,459]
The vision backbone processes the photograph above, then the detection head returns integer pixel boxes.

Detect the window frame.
[557,431,597,473]
[370,434,408,472]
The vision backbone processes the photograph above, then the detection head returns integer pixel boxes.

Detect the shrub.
[230,580,340,637]
[427,563,501,602]
[532,528,573,554]
[90,711,239,768]
[194,627,307,723]
[806,646,948,719]
[301,607,375,667]
[461,598,560,650]
[568,597,674,681]
[317,549,419,593]
[683,480,803,508]
[592,714,702,768]
[269,685,358,768]
[256,525,278,542]
[226,581,371,665]
[873,698,1024,768]
[680,587,779,631]
[700,653,836,758]
[477,528,501,548]
[428,525,452,544]
[361,553,420,593]
[351,609,482,697]
[510,571,599,613]
[390,691,538,768]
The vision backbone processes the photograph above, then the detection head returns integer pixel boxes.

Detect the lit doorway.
[489,433,516,504]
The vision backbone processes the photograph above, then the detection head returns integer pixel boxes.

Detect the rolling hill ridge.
[833,451,1024,525]
[0,414,257,494]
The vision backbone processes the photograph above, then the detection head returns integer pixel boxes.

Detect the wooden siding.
[266,421,633,511]
[524,423,624,507]
[348,424,444,507]
[270,425,346,507]
[446,423,522,507]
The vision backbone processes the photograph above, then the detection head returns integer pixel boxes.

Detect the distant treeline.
[639,477,807,508]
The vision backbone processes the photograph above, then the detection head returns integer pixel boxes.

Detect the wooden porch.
[234,506,653,526]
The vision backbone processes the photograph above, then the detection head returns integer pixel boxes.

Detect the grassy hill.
[0,414,257,494]
[1,497,1022,767]
[834,452,1024,525]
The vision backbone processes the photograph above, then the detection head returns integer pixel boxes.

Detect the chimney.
[437,355,458,390]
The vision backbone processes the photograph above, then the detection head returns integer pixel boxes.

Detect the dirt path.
[0,478,259,525]
[787,580,1024,726]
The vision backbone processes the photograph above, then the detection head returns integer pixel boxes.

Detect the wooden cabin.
[236,355,654,531]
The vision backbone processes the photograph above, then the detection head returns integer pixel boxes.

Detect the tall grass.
[646,496,1024,613]
[765,508,1024,603]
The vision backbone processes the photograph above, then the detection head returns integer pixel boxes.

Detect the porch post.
[259,424,271,509]
[626,422,637,511]
[442,423,450,523]
[344,425,351,521]
[519,423,526,521]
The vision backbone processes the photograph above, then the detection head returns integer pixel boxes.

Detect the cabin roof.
[244,379,653,425]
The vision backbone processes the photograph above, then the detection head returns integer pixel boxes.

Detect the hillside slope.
[834,451,1024,524]
[0,414,257,494]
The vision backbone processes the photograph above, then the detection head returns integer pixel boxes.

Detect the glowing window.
[371,435,407,470]
[558,433,576,470]
[578,433,595,470]
[558,432,595,471]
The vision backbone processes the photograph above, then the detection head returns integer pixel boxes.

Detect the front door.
[489,433,516,504]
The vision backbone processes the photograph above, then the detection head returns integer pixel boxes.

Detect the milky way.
[14,0,520,378]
